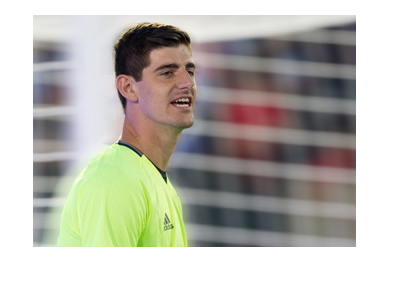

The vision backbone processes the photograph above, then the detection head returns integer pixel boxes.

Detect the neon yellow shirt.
[57,141,187,247]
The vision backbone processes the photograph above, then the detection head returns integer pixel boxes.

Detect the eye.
[162,71,173,76]
[187,70,195,76]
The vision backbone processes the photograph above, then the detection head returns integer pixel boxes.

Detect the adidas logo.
[163,213,174,231]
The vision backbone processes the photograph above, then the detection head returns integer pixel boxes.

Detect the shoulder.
[71,144,147,200]
[85,144,142,179]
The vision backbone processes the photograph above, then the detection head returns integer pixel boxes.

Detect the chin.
[180,122,194,130]
[176,119,194,130]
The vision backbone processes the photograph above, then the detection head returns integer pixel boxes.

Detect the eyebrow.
[153,62,196,73]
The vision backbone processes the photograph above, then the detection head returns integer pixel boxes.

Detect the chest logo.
[163,213,174,231]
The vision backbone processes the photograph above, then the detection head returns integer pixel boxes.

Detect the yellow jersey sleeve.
[58,150,148,247]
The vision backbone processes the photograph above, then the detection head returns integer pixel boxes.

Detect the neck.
[120,114,181,172]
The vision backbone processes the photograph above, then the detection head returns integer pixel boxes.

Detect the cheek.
[192,86,197,100]
[138,90,168,116]
[137,82,174,110]
[138,85,156,103]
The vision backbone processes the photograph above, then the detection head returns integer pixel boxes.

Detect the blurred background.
[33,15,356,247]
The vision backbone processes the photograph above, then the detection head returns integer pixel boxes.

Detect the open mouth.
[170,97,192,108]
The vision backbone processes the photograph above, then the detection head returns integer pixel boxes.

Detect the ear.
[116,74,138,102]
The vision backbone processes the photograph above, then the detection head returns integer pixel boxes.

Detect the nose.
[177,68,195,90]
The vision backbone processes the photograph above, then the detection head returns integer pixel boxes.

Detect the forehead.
[147,45,193,67]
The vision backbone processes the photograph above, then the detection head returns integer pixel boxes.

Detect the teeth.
[173,98,190,103]
[176,103,189,107]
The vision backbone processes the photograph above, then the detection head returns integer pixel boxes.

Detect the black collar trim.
[117,140,167,184]
[118,140,143,157]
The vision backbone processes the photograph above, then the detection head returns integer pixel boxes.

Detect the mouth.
[170,97,192,108]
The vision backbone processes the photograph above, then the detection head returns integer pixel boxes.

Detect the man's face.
[134,44,197,131]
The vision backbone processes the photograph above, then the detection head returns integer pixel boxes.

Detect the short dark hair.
[114,22,192,111]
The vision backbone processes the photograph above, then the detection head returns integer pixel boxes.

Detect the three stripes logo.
[163,213,174,231]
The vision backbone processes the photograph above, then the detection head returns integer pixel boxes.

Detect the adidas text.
[164,224,174,231]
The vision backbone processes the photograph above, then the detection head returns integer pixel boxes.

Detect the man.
[57,23,196,247]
